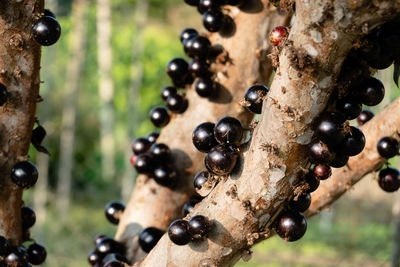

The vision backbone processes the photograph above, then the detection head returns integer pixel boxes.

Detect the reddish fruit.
[269,26,289,46]
[130,154,136,167]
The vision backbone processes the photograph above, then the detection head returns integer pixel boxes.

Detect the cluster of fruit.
[88,235,128,267]
[32,9,61,46]
[377,137,400,192]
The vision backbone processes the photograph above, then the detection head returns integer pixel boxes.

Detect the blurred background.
[24,0,400,266]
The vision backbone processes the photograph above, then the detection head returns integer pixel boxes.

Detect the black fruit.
[32,16,61,46]
[103,260,125,267]
[305,171,320,193]
[357,110,374,126]
[183,197,201,216]
[27,243,47,265]
[360,77,385,106]
[289,193,311,213]
[166,58,189,81]
[183,37,196,58]
[0,83,8,106]
[308,140,335,164]
[189,60,210,77]
[96,238,125,256]
[244,85,269,114]
[5,246,29,267]
[147,131,160,144]
[149,106,170,128]
[205,145,238,175]
[94,234,107,246]
[161,86,177,101]
[44,9,56,18]
[11,161,39,189]
[312,164,331,180]
[227,0,244,5]
[192,122,218,152]
[166,94,186,113]
[88,249,102,266]
[314,112,345,145]
[102,253,128,265]
[0,236,10,257]
[336,97,362,120]
[202,10,224,32]
[198,0,220,14]
[188,215,211,238]
[341,126,365,156]
[193,171,210,189]
[191,36,211,59]
[378,167,400,192]
[105,201,125,225]
[195,77,214,98]
[329,151,349,168]
[131,137,152,155]
[150,143,171,162]
[21,206,36,229]
[214,116,243,145]
[153,165,177,187]
[139,227,165,253]
[168,219,192,245]
[377,137,399,159]
[275,209,307,242]
[180,28,198,42]
[184,0,200,6]
[134,153,155,174]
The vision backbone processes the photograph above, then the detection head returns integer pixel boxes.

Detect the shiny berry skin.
[94,234,107,246]
[11,161,39,189]
[357,110,374,126]
[27,243,47,265]
[314,112,345,145]
[203,10,224,33]
[102,253,128,265]
[336,98,362,120]
[153,165,176,187]
[32,16,61,46]
[329,151,349,168]
[289,193,311,213]
[167,58,189,81]
[166,94,186,113]
[198,0,220,14]
[184,197,201,216]
[308,140,335,164]
[192,122,218,152]
[188,215,211,238]
[214,116,243,145]
[377,137,399,158]
[5,246,29,267]
[44,9,56,18]
[161,86,177,101]
[194,171,210,189]
[131,137,151,155]
[134,153,155,174]
[150,143,171,162]
[103,260,125,267]
[180,28,198,42]
[244,85,269,114]
[275,209,307,242]
[341,126,365,156]
[312,164,331,180]
[168,219,192,245]
[147,133,159,145]
[191,36,211,59]
[96,238,125,256]
[88,249,102,266]
[269,26,289,46]
[360,77,385,106]
[184,0,200,6]
[189,60,210,77]
[0,83,8,106]
[205,145,238,175]
[149,106,170,128]
[105,201,125,225]
[21,206,36,229]
[195,77,214,98]
[378,167,400,192]
[183,37,196,58]
[0,236,10,257]
[356,38,381,64]
[305,171,320,193]
[139,227,165,253]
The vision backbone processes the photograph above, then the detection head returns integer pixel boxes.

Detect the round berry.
[305,171,320,193]
[5,246,28,267]
[314,112,345,145]
[191,36,211,59]
[188,215,211,238]
[88,249,102,266]
[192,122,218,152]
[11,161,39,189]
[184,0,200,6]
[21,206,36,229]
[32,16,61,46]
[134,153,155,174]
[149,106,170,128]
[153,165,177,187]
[341,126,365,156]
[198,0,220,14]
[269,26,289,46]
[205,145,238,175]
[166,58,189,81]
[312,164,331,180]
[275,210,307,242]
[308,140,335,164]
[183,37,196,58]
[184,197,201,216]
[368,51,393,69]
[203,10,224,33]
[356,38,381,64]
[180,29,198,45]
[131,137,151,155]
[227,0,244,5]
[357,110,374,126]
[193,171,210,189]
[0,83,8,106]
[168,220,191,245]
[329,151,349,168]
[378,167,400,192]
[244,85,269,114]
[44,9,56,18]
[360,77,385,106]
[105,201,125,225]
[103,260,125,267]
[150,143,171,162]
[130,154,137,167]
[96,238,125,256]
[0,236,10,257]
[189,60,210,77]
[102,253,128,265]
[195,77,214,98]
[166,94,186,113]
[27,243,47,265]
[336,97,362,120]
[377,137,399,158]
[139,227,164,253]
[214,116,243,145]
[289,193,311,213]
[94,234,107,246]
[161,86,177,102]
[147,131,160,144]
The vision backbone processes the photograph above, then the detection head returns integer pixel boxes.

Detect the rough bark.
[137,1,400,266]
[0,1,43,245]
[116,3,290,262]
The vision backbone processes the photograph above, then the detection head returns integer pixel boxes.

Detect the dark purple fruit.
[134,153,155,174]
[5,246,28,267]
[191,36,211,59]
[289,193,311,213]
[168,220,192,245]
[44,9,56,18]
[192,122,218,152]
[184,0,200,6]
[0,236,10,257]
[21,206,36,229]
[139,227,164,253]
[275,210,307,242]
[102,253,128,265]
[312,164,331,180]
[193,171,210,189]
[161,86,177,101]
[96,238,125,256]
[147,131,160,144]
[356,38,381,64]
[195,77,214,98]
[150,143,171,162]
[341,126,365,156]
[188,215,211,238]
[166,58,189,81]
[198,0,220,14]
[32,16,61,46]
[166,94,186,113]
[227,0,244,5]
[329,151,349,168]
[214,116,243,145]
[305,171,320,193]
[88,249,102,266]
[378,167,400,192]
[360,77,385,106]
[189,60,210,77]
[27,243,47,265]
[31,125,47,153]
[180,28,198,43]
[131,137,152,155]
[0,83,8,106]
[377,137,399,159]
[357,110,374,126]
[11,161,39,189]
[183,37,196,58]
[183,197,201,216]
[202,10,224,32]
[105,201,125,225]
[149,106,170,128]
[205,145,238,175]
[94,234,107,246]
[308,140,335,164]
[103,260,125,267]
[368,51,393,69]
[314,112,345,145]
[244,85,269,114]
[336,97,362,120]
[153,165,176,187]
